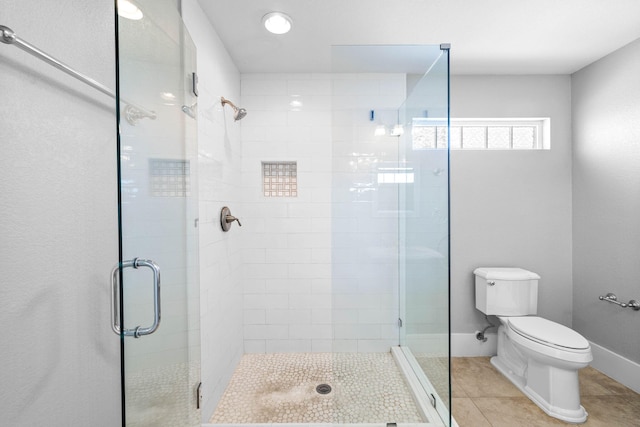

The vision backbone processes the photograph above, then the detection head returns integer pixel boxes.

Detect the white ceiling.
[198,0,640,75]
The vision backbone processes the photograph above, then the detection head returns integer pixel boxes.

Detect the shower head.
[235,107,247,121]
[221,96,247,121]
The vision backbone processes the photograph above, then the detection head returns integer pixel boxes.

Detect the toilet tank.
[474,267,540,316]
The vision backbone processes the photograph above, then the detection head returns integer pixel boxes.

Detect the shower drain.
[316,384,332,394]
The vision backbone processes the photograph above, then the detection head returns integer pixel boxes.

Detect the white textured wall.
[182,0,244,421]
[572,37,640,364]
[450,75,573,334]
[0,0,120,425]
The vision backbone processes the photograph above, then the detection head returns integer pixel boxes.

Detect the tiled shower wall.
[240,73,406,353]
[183,1,244,420]
[240,73,334,353]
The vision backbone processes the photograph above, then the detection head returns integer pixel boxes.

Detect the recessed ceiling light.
[262,12,292,35]
[118,0,143,21]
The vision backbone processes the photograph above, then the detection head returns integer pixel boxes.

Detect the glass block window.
[149,158,190,197]
[262,161,297,197]
[412,118,549,150]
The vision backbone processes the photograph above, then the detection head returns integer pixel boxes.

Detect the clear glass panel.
[398,48,451,426]
[330,45,449,425]
[117,0,200,425]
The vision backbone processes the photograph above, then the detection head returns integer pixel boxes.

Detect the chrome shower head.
[234,107,247,121]
[221,96,247,121]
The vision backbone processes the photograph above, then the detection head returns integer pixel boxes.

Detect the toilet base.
[491,355,588,424]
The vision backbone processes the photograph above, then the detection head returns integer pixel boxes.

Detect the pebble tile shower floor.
[210,352,425,423]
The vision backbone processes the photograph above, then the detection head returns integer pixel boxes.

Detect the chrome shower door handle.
[110,258,161,338]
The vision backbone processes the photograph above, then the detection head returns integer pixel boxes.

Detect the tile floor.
[452,357,640,427]
[210,352,424,424]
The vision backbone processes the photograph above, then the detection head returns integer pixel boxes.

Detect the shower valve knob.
[225,215,241,227]
[220,207,241,231]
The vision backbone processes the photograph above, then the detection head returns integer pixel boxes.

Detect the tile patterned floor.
[452,357,640,427]
[209,352,424,424]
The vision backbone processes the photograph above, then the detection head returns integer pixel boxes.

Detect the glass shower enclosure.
[116,0,201,425]
[398,46,451,424]
[331,44,451,426]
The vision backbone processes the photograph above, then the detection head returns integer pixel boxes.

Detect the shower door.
[116,1,200,425]
[398,46,451,426]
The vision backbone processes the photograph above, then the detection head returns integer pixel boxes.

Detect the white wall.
[0,0,121,425]
[182,0,244,421]
[450,75,573,334]
[572,37,640,364]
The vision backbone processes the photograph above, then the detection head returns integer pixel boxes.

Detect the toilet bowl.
[492,316,592,423]
[474,267,592,424]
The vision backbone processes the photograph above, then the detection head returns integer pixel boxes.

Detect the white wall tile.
[266,309,312,325]
[244,340,266,353]
[244,324,289,340]
[245,309,266,325]
[289,324,332,340]
[239,72,405,352]
[332,340,358,353]
[266,339,312,353]
[242,78,287,95]
[357,339,395,353]
[311,309,333,324]
[312,340,334,352]
[287,79,332,96]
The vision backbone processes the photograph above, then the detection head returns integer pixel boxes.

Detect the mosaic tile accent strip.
[262,161,297,197]
[210,352,425,424]
[149,158,190,197]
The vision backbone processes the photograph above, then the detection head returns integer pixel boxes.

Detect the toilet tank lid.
[474,267,540,281]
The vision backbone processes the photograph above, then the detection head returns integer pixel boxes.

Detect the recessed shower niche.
[262,161,298,197]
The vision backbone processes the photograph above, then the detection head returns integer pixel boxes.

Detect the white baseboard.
[451,333,497,357]
[589,341,640,394]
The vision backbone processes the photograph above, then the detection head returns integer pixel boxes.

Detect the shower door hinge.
[196,382,202,409]
[398,318,403,327]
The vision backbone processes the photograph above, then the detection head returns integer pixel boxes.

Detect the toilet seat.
[502,316,590,351]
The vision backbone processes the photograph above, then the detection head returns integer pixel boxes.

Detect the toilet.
[474,267,592,424]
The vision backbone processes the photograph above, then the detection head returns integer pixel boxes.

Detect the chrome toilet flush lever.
[220,206,241,231]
